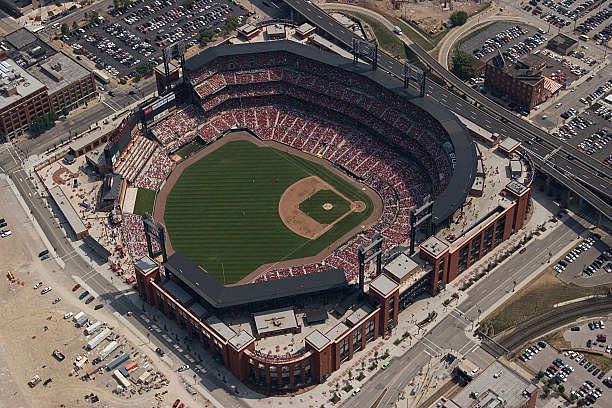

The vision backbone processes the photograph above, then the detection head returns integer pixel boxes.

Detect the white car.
[63,312,73,320]
[352,387,361,395]
[32,281,43,289]
[41,287,52,295]
[177,364,190,372]
[52,297,62,304]
[1,230,12,238]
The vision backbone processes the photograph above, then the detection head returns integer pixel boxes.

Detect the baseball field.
[162,137,375,284]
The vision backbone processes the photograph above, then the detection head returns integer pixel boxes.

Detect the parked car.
[79,290,90,300]
[85,296,95,304]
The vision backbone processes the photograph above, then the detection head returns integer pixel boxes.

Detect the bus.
[93,69,110,84]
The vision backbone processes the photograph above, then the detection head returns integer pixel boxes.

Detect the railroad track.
[496,297,612,352]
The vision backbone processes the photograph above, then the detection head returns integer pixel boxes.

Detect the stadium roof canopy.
[164,252,347,309]
[184,40,477,225]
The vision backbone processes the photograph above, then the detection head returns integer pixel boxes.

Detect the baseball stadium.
[63,36,532,394]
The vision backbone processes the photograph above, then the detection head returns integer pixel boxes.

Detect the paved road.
[8,78,156,157]
[345,214,590,407]
[0,146,248,408]
[280,0,612,220]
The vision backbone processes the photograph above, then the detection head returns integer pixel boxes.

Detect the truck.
[112,369,131,388]
[84,320,103,335]
[106,353,129,371]
[98,340,119,361]
[73,311,88,326]
[86,328,112,350]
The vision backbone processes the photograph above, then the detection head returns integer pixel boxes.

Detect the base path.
[279,175,358,240]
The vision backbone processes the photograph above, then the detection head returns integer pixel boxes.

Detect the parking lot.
[519,329,612,407]
[61,0,247,79]
[459,22,546,63]
[555,232,612,286]
[523,0,611,32]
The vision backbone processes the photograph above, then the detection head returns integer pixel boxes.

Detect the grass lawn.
[343,11,408,59]
[481,268,612,335]
[299,189,350,224]
[175,138,206,159]
[164,140,373,284]
[133,188,156,216]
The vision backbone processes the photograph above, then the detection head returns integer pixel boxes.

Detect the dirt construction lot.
[0,179,188,408]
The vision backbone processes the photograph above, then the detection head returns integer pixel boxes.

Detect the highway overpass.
[280,0,612,220]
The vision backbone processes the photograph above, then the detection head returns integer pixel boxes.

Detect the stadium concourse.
[113,41,476,289]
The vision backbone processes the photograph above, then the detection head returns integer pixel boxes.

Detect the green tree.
[61,22,70,35]
[183,0,195,7]
[72,21,78,31]
[221,16,240,35]
[89,10,99,24]
[450,11,469,26]
[535,371,544,381]
[558,384,565,394]
[113,0,120,9]
[451,51,477,80]
[135,62,155,79]
[198,28,214,47]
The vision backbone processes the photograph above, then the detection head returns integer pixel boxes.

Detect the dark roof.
[5,28,37,50]
[101,173,123,202]
[547,34,578,51]
[83,236,112,261]
[164,252,348,309]
[184,41,476,225]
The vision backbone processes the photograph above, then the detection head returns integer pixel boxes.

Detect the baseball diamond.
[157,133,378,284]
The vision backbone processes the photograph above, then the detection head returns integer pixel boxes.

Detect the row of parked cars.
[553,236,595,273]
[471,25,529,59]
[575,6,612,34]
[503,32,548,63]
[558,115,592,139]
[519,341,547,361]
[544,356,575,384]
[593,22,611,44]
[579,79,612,106]
[578,129,611,157]
[541,0,600,21]
[571,379,604,406]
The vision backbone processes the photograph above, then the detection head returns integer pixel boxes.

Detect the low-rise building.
[547,33,578,56]
[0,50,96,140]
[484,53,545,112]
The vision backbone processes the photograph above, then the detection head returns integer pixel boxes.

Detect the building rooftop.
[498,137,521,153]
[547,33,578,51]
[229,330,254,350]
[205,316,237,342]
[48,185,87,237]
[162,279,193,305]
[253,307,299,336]
[5,28,38,51]
[325,321,350,340]
[420,236,449,257]
[346,304,373,327]
[266,24,285,37]
[296,22,315,36]
[134,256,158,274]
[452,361,538,408]
[384,253,419,282]
[506,180,528,196]
[189,302,207,320]
[28,52,91,95]
[305,329,330,351]
[369,274,398,297]
[0,59,45,110]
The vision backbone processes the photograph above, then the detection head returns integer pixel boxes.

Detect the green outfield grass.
[164,140,373,284]
[299,189,350,224]
[133,188,156,215]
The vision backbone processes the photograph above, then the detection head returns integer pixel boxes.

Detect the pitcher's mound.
[322,203,334,211]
